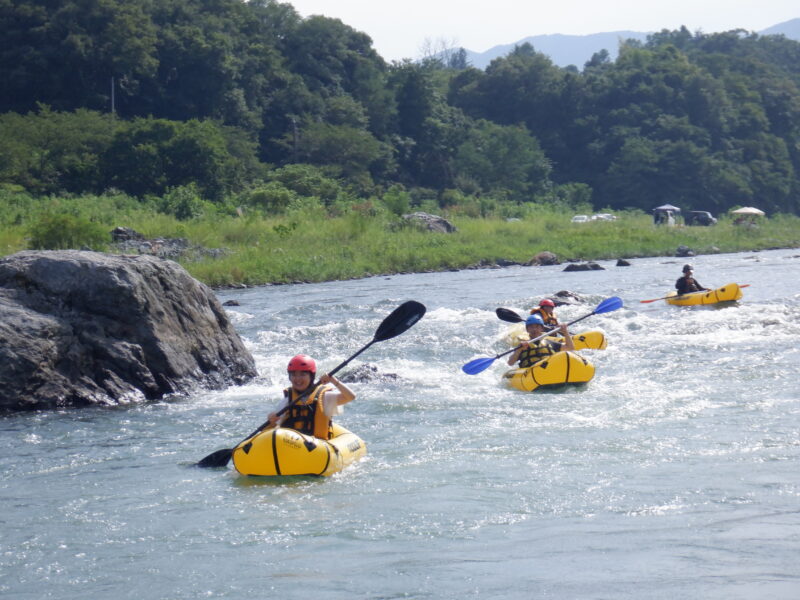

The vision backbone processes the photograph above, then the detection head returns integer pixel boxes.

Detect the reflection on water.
[230,474,325,489]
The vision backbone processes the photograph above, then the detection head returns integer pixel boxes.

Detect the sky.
[285,0,799,62]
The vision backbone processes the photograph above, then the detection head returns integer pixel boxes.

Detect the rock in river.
[0,251,257,411]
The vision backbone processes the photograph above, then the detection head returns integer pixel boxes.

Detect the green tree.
[283,121,392,183]
[0,0,159,114]
[448,44,565,141]
[100,117,260,199]
[453,120,551,201]
[0,106,115,194]
[380,184,411,216]
[267,164,343,203]
[282,15,396,137]
[159,182,204,220]
[243,181,298,215]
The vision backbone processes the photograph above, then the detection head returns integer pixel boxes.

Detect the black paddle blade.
[496,308,524,323]
[374,300,426,342]
[196,447,234,468]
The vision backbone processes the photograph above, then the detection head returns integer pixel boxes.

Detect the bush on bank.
[0,185,797,288]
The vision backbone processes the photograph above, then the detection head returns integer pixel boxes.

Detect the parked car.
[688,211,717,226]
[571,215,589,223]
[591,213,617,221]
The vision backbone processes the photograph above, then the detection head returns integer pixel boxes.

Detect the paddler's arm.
[558,324,575,351]
[320,373,356,417]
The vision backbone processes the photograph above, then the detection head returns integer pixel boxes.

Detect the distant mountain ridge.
[759,17,800,38]
[462,18,800,69]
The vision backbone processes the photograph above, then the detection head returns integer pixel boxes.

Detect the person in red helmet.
[529,298,559,328]
[266,354,356,439]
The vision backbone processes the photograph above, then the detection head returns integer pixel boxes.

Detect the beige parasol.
[730,206,765,216]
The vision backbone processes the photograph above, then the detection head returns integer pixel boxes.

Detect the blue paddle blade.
[462,356,497,375]
[594,296,623,314]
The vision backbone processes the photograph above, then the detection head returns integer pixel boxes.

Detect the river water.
[2,249,800,599]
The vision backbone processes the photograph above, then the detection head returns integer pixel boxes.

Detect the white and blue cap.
[526,314,545,326]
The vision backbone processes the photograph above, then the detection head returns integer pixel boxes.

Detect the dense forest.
[2,0,800,216]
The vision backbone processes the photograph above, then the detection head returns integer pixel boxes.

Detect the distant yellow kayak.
[502,351,595,392]
[502,323,607,350]
[232,423,366,477]
[665,283,743,306]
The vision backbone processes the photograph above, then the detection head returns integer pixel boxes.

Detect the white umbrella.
[653,204,681,212]
[730,206,765,216]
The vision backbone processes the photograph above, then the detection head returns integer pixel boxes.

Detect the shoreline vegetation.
[2,190,798,288]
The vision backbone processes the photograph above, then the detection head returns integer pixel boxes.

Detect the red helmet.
[539,299,555,307]
[287,354,316,374]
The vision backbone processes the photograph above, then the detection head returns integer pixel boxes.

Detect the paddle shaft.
[494,310,595,361]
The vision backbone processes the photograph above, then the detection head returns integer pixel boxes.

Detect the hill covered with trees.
[2,0,800,217]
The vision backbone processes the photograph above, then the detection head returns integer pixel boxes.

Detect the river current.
[2,248,800,599]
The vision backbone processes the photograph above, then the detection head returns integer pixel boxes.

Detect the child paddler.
[267,354,356,439]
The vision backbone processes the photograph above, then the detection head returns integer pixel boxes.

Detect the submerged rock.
[528,251,559,266]
[553,290,583,306]
[562,262,605,272]
[0,251,257,411]
[339,364,399,384]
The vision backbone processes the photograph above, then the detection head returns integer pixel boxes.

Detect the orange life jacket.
[283,383,333,439]
[529,307,559,327]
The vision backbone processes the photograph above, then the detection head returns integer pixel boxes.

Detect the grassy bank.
[1,190,798,287]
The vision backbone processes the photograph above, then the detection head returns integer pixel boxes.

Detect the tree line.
[2,0,799,216]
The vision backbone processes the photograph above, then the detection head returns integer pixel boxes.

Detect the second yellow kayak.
[502,323,607,350]
[665,283,743,306]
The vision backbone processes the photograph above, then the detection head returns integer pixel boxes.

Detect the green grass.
[1,190,798,287]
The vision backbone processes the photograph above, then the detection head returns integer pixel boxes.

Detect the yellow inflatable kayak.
[502,351,595,392]
[502,323,607,350]
[232,423,367,477]
[665,283,743,306]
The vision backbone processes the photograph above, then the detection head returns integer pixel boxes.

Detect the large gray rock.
[402,212,457,233]
[0,251,257,411]
[528,251,559,266]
